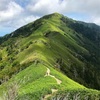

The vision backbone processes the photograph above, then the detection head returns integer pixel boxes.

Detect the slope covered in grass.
[0,13,100,99]
[1,62,100,100]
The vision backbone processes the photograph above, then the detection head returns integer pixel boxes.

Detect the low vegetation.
[0,13,100,99]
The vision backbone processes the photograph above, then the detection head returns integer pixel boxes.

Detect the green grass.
[0,13,100,100]
[1,62,100,100]
[0,62,85,99]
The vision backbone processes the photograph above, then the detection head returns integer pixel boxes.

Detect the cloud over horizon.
[0,0,100,36]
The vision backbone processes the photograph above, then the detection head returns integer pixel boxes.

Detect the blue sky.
[0,0,100,36]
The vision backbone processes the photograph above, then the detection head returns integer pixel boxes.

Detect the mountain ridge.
[0,13,100,100]
[0,13,100,42]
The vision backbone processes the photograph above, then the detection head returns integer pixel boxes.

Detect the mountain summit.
[0,13,100,100]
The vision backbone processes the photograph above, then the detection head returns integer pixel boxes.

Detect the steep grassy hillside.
[0,13,100,100]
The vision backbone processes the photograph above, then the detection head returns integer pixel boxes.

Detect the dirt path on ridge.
[43,68,62,100]
[45,68,62,84]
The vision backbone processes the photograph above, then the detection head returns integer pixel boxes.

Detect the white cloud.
[0,0,11,10]
[0,1,23,22]
[26,0,68,15]
[0,0,100,36]
[12,15,39,29]
[26,0,100,24]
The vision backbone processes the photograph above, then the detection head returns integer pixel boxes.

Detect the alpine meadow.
[0,13,100,100]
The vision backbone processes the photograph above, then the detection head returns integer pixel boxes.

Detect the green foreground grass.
[0,63,100,100]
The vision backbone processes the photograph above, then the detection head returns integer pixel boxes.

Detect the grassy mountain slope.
[0,63,86,99]
[0,13,100,99]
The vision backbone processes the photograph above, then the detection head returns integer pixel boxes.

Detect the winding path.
[43,68,62,100]
[45,68,62,84]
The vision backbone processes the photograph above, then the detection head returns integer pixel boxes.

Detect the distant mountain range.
[0,13,100,100]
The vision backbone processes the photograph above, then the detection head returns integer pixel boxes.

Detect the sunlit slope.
[0,63,100,100]
[0,13,100,99]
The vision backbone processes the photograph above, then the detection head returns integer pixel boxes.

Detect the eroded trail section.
[45,68,62,84]
[43,68,62,100]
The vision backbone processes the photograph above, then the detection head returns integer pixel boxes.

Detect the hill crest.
[0,13,100,100]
